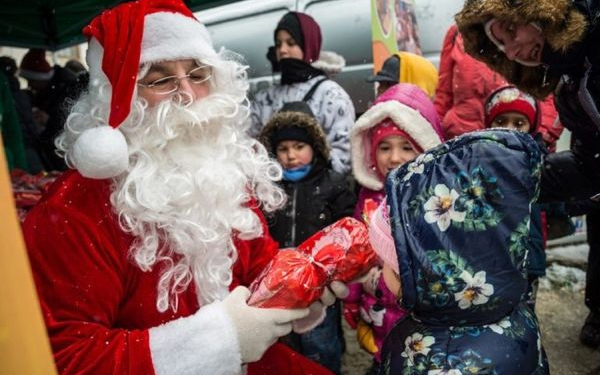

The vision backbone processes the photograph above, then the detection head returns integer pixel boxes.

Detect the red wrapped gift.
[248,217,378,308]
[361,198,380,225]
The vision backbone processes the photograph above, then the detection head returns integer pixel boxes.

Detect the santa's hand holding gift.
[22,0,337,374]
[248,217,379,331]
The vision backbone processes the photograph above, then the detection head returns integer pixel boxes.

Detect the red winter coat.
[434,24,564,151]
[23,170,330,375]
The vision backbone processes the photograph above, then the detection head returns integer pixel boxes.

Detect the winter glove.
[223,286,309,364]
[293,280,349,333]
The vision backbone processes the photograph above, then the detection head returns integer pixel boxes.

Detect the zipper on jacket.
[290,185,298,246]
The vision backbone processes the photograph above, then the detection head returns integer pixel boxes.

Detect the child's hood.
[351,83,444,191]
[259,106,330,161]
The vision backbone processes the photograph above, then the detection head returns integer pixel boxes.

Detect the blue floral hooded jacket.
[379,130,549,375]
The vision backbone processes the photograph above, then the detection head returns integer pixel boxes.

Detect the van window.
[413,1,463,67]
[198,0,463,114]
[304,0,374,114]
[200,4,291,78]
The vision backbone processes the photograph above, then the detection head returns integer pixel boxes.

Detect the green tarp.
[0,0,235,51]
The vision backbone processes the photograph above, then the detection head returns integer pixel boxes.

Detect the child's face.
[275,30,304,61]
[491,111,531,133]
[375,135,418,176]
[276,140,314,169]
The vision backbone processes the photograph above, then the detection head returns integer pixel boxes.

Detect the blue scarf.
[282,164,312,182]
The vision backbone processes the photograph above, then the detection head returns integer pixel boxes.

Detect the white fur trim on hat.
[351,101,442,191]
[140,12,217,65]
[311,51,345,77]
[71,126,129,179]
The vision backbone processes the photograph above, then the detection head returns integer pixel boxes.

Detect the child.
[367,51,438,98]
[484,85,547,308]
[484,85,540,134]
[375,129,549,374]
[345,83,444,372]
[259,101,356,374]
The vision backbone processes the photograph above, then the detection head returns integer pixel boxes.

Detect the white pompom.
[71,126,129,179]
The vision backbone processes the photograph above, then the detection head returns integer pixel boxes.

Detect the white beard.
[111,94,284,312]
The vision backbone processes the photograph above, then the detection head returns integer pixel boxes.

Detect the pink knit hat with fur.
[369,201,398,274]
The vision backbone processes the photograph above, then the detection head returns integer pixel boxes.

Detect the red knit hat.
[70,0,216,179]
[19,49,53,81]
[369,118,422,170]
[484,86,539,133]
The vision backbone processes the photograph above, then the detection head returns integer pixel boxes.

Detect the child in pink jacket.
[345,83,444,372]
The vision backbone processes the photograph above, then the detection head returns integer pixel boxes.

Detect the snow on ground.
[539,237,589,292]
[539,263,587,292]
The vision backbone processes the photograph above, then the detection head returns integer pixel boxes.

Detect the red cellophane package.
[248,217,378,308]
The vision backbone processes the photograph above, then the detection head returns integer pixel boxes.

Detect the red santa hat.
[19,49,54,81]
[71,0,216,179]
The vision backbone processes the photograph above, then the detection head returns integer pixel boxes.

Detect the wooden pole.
[0,141,57,374]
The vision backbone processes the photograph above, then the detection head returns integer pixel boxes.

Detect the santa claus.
[22,0,346,374]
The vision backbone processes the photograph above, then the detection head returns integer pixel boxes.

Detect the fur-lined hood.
[351,84,444,191]
[259,110,330,161]
[312,50,345,78]
[456,0,589,98]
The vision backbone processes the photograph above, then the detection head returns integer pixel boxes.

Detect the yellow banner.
[371,0,422,72]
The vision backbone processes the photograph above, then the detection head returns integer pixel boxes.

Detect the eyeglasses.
[137,65,213,95]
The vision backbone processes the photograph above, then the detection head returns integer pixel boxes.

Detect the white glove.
[223,286,309,364]
[293,281,349,333]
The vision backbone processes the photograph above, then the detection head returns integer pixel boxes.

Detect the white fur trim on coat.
[141,12,217,64]
[351,101,442,191]
[150,301,242,375]
[311,50,345,77]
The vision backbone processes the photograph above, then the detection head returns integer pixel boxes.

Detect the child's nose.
[390,150,404,163]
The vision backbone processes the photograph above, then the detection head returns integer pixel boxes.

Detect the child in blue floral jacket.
[372,130,549,374]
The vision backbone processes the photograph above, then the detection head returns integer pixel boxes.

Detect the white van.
[196,0,463,114]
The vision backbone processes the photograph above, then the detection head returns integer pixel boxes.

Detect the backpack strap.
[302,77,328,102]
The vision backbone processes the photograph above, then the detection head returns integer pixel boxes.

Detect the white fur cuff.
[150,302,242,375]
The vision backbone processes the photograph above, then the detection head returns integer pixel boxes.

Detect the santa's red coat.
[23,170,331,375]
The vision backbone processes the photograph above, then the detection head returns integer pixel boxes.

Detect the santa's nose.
[174,79,196,105]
